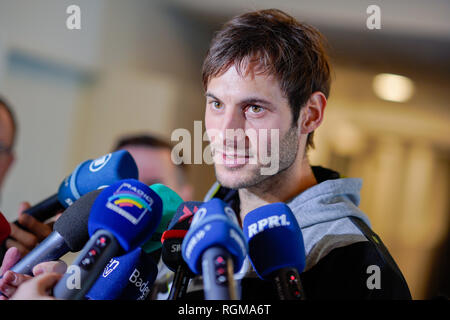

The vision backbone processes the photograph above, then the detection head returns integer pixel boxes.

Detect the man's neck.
[238,157,317,222]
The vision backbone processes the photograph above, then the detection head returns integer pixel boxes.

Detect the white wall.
[0,0,212,219]
[0,51,88,218]
[0,0,106,72]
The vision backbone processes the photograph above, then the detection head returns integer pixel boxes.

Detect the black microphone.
[9,190,101,276]
[161,201,203,300]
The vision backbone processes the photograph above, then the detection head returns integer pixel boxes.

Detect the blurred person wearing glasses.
[0,96,54,264]
[0,96,16,194]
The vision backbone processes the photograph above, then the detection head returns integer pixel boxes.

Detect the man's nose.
[220,108,247,149]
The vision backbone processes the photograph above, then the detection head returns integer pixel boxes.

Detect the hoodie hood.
[287,177,371,229]
[286,177,372,270]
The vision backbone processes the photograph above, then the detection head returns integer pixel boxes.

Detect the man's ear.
[298,91,327,135]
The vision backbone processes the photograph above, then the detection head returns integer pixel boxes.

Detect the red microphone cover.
[0,211,11,244]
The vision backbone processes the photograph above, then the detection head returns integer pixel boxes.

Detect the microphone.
[0,212,11,245]
[141,184,184,254]
[181,198,247,300]
[53,179,162,300]
[21,150,138,223]
[161,201,203,300]
[85,247,158,300]
[9,189,102,276]
[85,184,183,300]
[243,202,306,300]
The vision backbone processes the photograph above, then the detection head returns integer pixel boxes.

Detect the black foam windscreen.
[54,189,102,251]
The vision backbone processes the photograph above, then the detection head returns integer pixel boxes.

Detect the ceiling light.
[373,73,415,103]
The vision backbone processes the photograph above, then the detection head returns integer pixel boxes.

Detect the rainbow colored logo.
[106,190,152,225]
[108,193,150,210]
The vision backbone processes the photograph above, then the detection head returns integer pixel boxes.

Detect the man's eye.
[211,101,222,109]
[247,105,264,114]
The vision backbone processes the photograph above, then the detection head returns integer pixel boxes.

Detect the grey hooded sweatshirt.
[187,166,411,300]
[287,177,370,272]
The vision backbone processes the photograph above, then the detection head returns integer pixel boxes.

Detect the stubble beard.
[214,125,299,191]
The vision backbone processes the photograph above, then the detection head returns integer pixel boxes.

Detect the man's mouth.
[220,151,251,167]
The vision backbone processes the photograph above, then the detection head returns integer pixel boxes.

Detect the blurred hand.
[6,202,53,256]
[10,272,62,300]
[0,269,32,299]
[0,252,66,300]
[0,247,22,276]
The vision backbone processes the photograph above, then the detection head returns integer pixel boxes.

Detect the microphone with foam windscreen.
[19,150,138,223]
[161,201,203,300]
[0,212,11,246]
[9,189,102,276]
[141,184,184,255]
[243,202,306,300]
[53,179,162,300]
[182,199,247,300]
[85,183,183,300]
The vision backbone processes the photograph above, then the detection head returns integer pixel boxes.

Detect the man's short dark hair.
[113,133,188,185]
[0,95,18,149]
[202,9,332,150]
[113,134,173,152]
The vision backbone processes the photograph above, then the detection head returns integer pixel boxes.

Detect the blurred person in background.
[113,133,194,299]
[0,96,56,260]
[0,96,16,196]
[113,134,193,202]
[0,95,19,265]
[0,97,58,280]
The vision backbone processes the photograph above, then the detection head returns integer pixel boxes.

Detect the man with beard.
[3,9,412,300]
[194,9,411,299]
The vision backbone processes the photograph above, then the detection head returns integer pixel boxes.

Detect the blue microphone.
[53,179,162,300]
[182,198,247,300]
[243,203,306,300]
[22,150,138,223]
[85,184,183,300]
[162,201,203,300]
[85,247,158,300]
